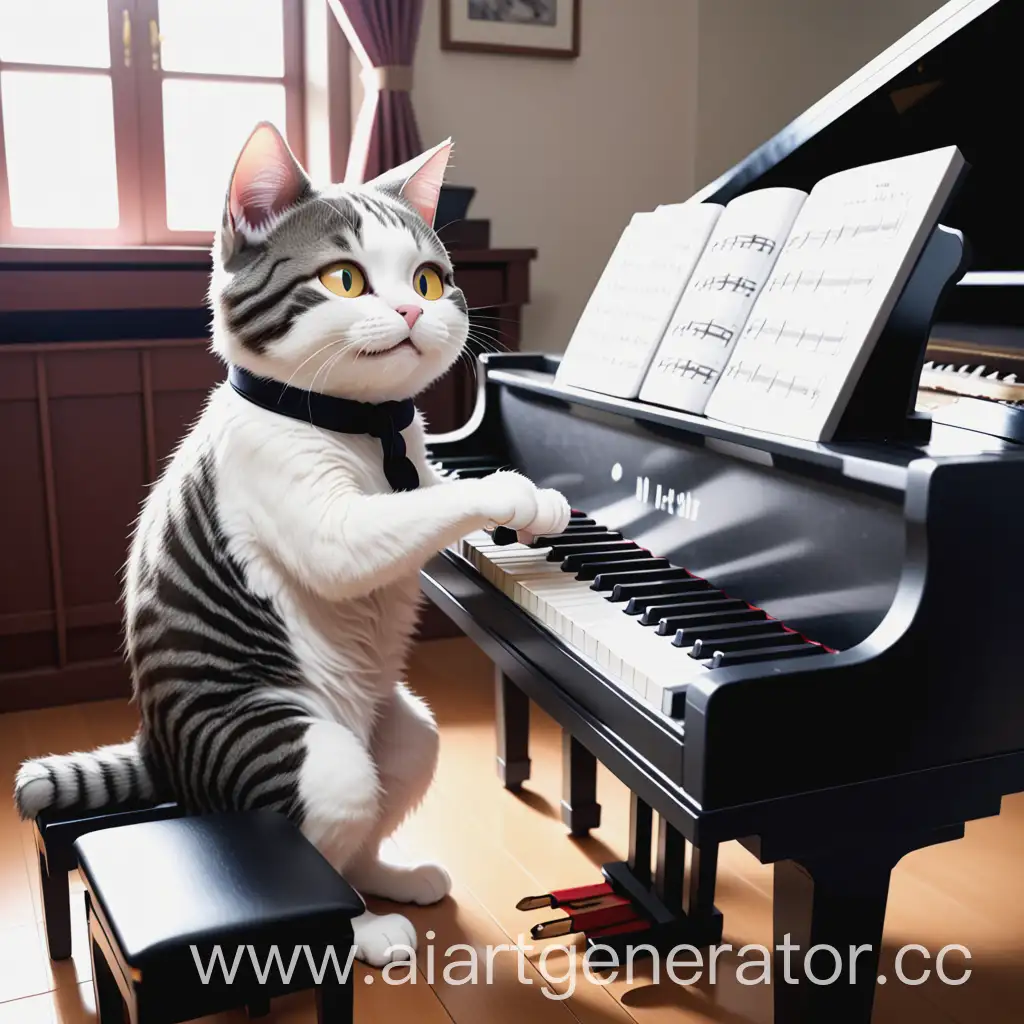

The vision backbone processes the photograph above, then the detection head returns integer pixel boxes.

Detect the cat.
[13,122,570,967]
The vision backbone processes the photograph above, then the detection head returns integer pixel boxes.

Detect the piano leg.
[685,838,718,925]
[494,668,531,791]
[561,731,602,836]
[771,824,964,1024]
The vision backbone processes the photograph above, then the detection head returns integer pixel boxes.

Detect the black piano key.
[494,520,605,548]
[690,630,805,659]
[656,607,767,635]
[640,597,745,626]
[710,643,824,669]
[598,573,692,598]
[590,565,690,591]
[623,591,688,614]
[672,619,786,648]
[608,576,706,602]
[576,556,669,581]
[570,510,589,519]
[561,549,656,574]
[623,586,719,614]
[531,530,621,547]
[547,540,639,562]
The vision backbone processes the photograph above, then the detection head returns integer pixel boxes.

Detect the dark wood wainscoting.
[0,245,535,711]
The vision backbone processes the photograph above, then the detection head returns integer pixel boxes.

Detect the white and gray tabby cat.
[13,122,570,966]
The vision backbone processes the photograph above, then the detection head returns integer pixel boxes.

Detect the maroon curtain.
[328,0,425,182]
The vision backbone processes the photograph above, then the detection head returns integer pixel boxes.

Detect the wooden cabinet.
[0,244,535,711]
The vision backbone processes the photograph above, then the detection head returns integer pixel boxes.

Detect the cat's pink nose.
[395,304,422,329]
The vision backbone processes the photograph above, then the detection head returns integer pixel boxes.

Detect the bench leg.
[316,979,353,1024]
[38,851,73,960]
[89,934,126,1023]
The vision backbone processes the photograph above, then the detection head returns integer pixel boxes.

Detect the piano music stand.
[831,223,970,444]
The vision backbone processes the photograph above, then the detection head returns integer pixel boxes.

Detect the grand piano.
[420,1,1024,1021]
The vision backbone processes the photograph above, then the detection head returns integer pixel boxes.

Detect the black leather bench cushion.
[75,810,364,964]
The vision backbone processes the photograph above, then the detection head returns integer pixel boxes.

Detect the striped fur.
[14,740,155,818]
[12,125,570,965]
[127,450,313,820]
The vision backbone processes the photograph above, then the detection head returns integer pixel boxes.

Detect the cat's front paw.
[352,910,417,966]
[349,860,451,905]
[528,487,572,538]
[482,472,570,537]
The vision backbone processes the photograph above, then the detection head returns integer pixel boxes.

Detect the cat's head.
[209,122,469,403]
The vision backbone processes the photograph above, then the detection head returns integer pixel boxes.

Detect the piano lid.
[690,0,1023,327]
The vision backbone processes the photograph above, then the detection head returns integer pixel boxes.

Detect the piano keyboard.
[919,361,1024,405]
[452,508,834,713]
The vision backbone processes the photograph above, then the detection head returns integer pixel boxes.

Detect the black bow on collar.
[228,365,420,491]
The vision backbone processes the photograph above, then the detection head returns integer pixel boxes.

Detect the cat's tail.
[13,735,161,820]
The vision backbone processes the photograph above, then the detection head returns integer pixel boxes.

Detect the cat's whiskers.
[314,345,352,397]
[466,310,521,322]
[454,345,481,386]
[296,336,364,420]
[467,328,503,346]
[307,340,367,416]
[465,321,508,345]
[279,338,349,393]
[466,330,507,356]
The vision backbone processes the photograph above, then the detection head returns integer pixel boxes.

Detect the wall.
[692,0,949,188]
[349,0,950,354]
[405,0,701,354]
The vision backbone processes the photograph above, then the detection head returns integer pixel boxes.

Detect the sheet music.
[554,202,723,399]
[638,188,806,413]
[703,146,965,440]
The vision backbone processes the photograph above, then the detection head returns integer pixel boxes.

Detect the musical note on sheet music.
[710,233,777,255]
[693,274,758,297]
[782,188,910,252]
[721,360,824,404]
[672,320,735,345]
[653,355,719,385]
[765,270,875,295]
[741,317,847,356]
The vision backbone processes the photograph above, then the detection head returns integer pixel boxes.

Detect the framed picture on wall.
[441,0,580,59]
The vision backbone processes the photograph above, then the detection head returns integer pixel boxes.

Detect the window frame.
[132,0,306,247]
[0,0,146,245]
[0,0,307,248]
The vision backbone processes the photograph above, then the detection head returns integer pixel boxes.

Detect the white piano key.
[459,532,708,710]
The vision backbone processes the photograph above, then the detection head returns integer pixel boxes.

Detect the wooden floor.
[0,637,1021,1023]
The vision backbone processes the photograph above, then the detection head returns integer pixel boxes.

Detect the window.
[0,0,305,246]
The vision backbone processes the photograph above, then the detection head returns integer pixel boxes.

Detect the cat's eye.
[320,261,367,298]
[413,264,444,301]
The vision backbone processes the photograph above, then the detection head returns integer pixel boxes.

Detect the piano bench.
[34,801,183,960]
[75,810,363,1024]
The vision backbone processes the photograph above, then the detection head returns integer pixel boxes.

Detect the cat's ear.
[222,121,311,247]
[367,138,453,227]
